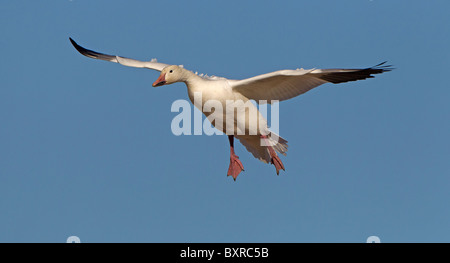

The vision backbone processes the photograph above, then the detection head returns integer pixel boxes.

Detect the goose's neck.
[181,69,202,86]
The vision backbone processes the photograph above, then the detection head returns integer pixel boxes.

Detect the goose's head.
[152,65,186,87]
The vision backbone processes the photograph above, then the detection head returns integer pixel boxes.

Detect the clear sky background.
[1,0,449,242]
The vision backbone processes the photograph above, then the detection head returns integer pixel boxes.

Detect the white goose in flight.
[69,38,392,180]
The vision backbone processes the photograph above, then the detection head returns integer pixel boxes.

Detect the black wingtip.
[69,37,76,46]
[68,37,117,62]
[317,61,394,84]
[371,61,395,72]
[68,37,85,55]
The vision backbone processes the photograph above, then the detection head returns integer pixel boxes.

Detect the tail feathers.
[269,132,288,156]
[237,134,288,164]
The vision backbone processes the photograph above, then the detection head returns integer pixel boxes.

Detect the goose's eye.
[169,70,173,73]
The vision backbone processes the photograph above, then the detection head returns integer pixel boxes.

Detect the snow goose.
[69,38,392,180]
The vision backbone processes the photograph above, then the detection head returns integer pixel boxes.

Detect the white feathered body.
[185,73,287,163]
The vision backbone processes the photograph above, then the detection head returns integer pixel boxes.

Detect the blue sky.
[1,0,449,242]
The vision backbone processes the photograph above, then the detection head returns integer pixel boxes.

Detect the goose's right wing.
[69,37,170,72]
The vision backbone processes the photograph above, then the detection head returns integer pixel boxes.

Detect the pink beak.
[152,73,166,87]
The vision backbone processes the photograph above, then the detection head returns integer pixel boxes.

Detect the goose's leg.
[261,135,285,175]
[227,135,244,180]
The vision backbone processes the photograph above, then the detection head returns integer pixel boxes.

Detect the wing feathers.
[69,37,169,72]
[231,70,327,103]
[231,62,392,103]
[69,37,117,62]
[312,61,393,84]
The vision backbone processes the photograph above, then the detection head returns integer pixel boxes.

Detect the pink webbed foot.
[261,135,286,175]
[270,153,285,175]
[227,153,244,181]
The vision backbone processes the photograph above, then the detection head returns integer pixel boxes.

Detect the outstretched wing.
[230,62,393,103]
[69,37,170,72]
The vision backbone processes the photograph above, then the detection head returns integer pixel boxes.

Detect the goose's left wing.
[230,62,393,104]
